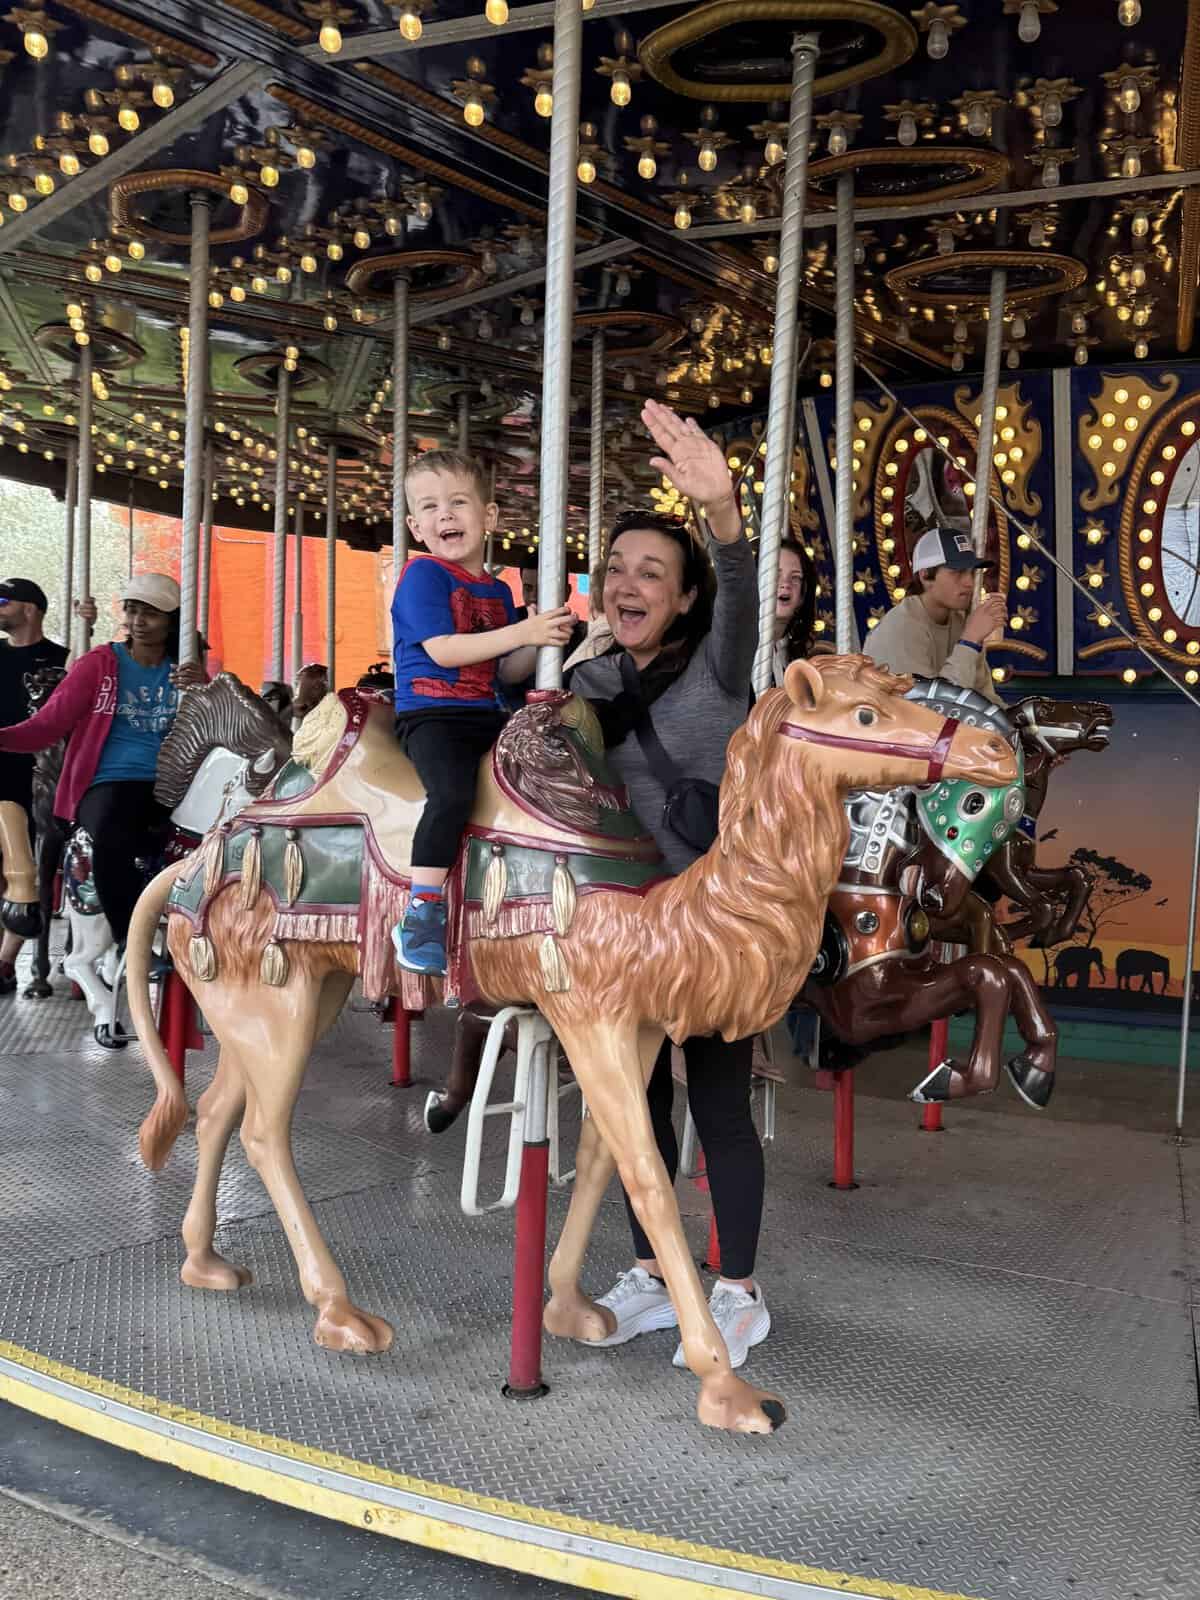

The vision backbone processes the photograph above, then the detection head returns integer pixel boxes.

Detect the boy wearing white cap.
[864,522,1007,705]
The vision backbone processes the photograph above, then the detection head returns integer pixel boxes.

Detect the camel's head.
[779,655,1018,792]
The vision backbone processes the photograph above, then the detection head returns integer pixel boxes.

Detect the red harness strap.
[780,716,960,782]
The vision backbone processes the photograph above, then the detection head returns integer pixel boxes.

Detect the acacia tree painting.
[1021,848,1153,986]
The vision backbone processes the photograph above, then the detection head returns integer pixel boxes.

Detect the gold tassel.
[538,933,570,993]
[239,829,262,911]
[189,935,217,982]
[551,856,577,937]
[202,831,224,897]
[482,847,507,927]
[260,940,288,986]
[283,829,303,906]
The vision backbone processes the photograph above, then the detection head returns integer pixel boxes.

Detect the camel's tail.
[128,859,191,1170]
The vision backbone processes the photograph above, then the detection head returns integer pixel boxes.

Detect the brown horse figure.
[125,655,1016,1435]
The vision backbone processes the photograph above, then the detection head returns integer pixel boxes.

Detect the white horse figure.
[64,675,292,1048]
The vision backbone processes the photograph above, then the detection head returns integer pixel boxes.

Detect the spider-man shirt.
[391,554,518,713]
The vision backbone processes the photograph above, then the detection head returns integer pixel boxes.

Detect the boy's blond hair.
[405,448,490,501]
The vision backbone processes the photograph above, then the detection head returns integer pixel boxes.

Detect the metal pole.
[178,193,211,667]
[587,330,605,571]
[291,500,304,682]
[74,341,93,657]
[534,0,583,691]
[971,269,1007,561]
[61,440,77,658]
[1176,787,1200,1133]
[751,32,819,695]
[457,387,471,455]
[326,442,337,688]
[833,171,856,655]
[270,362,290,683]
[127,481,134,581]
[392,273,410,582]
[198,441,215,650]
[485,458,497,569]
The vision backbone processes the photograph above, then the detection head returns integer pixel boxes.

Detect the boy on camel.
[390,449,574,974]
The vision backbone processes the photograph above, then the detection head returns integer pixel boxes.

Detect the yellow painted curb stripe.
[0,1339,986,1600]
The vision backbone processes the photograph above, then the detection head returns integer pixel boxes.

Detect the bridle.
[1013,702,1084,758]
[779,716,961,782]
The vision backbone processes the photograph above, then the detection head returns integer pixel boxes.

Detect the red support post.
[391,1005,412,1088]
[160,972,192,1084]
[922,1016,949,1132]
[831,1068,858,1190]
[504,1139,550,1399]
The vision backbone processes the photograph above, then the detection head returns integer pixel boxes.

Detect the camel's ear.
[784,658,824,712]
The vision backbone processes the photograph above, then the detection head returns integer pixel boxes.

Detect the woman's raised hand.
[641,400,741,541]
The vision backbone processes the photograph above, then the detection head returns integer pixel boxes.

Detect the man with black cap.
[864,522,1007,705]
[0,579,67,992]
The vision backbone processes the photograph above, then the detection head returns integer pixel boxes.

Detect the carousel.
[0,0,1198,1596]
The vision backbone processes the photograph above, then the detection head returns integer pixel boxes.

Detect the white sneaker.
[673,1281,770,1370]
[590,1267,679,1347]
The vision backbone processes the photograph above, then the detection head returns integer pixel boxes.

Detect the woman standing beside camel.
[566,402,770,1370]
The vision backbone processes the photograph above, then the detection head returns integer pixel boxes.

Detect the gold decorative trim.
[1078,638,1138,658]
[996,639,1049,662]
[574,310,685,356]
[884,249,1085,310]
[110,170,269,247]
[1115,390,1200,664]
[56,0,219,65]
[344,250,483,305]
[1177,0,1200,349]
[953,382,1042,517]
[33,321,144,371]
[803,147,1010,211]
[639,0,916,103]
[1076,371,1178,510]
[234,351,334,393]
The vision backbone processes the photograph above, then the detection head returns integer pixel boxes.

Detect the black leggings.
[624,1032,764,1281]
[397,709,506,869]
[76,781,170,944]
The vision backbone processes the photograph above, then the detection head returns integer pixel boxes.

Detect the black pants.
[397,708,506,869]
[76,781,170,944]
[624,1032,764,1281]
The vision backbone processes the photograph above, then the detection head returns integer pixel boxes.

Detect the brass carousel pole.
[197,442,215,650]
[325,443,338,688]
[74,342,94,657]
[392,273,410,581]
[751,31,819,695]
[61,441,77,659]
[178,192,211,666]
[971,270,1008,564]
[833,170,856,655]
[270,363,291,683]
[587,330,605,572]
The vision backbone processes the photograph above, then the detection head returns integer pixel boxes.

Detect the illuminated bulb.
[1117,0,1140,23]
[1071,309,1088,335]
[1042,91,1063,128]
[325,238,343,262]
[59,150,81,177]
[936,226,955,256]
[437,329,451,351]
[84,261,102,282]
[230,283,246,302]
[739,196,757,225]
[208,288,223,308]
[1018,1,1041,42]
[118,104,140,133]
[697,137,718,173]
[384,212,402,236]
[259,162,280,187]
[353,226,371,249]
[229,179,249,206]
[819,369,833,388]
[318,20,342,52]
[23,25,48,58]
[33,171,54,196]
[927,17,949,57]
[87,130,109,157]
[826,120,847,157]
[1117,74,1141,114]
[127,238,144,260]
[74,329,90,346]
[764,131,784,165]
[152,78,174,110]
[1122,148,1142,178]
[485,0,508,21]
[953,317,968,342]
[673,201,692,230]
[611,69,631,108]
[637,152,657,180]
[276,264,292,284]
[1131,207,1149,240]
[463,92,485,127]
[1130,258,1147,289]
[104,251,121,272]
[1041,156,1061,187]
[1028,217,1046,246]
[296,143,316,170]
[519,303,535,326]
[535,86,553,118]
[1134,335,1149,358]
[952,350,965,371]
[966,100,991,139]
[577,152,596,183]
[898,111,917,147]
[397,4,423,39]
[323,312,337,331]
[251,273,268,293]
[763,251,778,273]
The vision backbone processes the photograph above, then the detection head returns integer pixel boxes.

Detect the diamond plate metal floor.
[0,948,1197,1600]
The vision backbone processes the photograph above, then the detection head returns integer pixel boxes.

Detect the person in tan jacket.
[864,523,1006,704]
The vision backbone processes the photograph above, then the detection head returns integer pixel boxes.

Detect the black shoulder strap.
[618,652,683,790]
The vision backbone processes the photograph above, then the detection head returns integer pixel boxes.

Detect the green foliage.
[0,478,133,643]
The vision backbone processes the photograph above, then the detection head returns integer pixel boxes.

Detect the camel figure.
[126,654,1016,1435]
[0,798,39,938]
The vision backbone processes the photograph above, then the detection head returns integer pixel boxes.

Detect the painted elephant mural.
[1115,948,1171,995]
[1053,945,1107,988]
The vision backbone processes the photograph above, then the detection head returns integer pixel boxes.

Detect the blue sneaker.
[393,896,447,975]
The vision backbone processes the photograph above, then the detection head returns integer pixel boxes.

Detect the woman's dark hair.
[606,509,717,668]
[777,537,818,664]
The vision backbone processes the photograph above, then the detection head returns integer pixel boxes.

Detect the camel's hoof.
[0,900,41,939]
[1006,1054,1054,1110]
[94,1022,127,1051]
[423,1090,457,1135]
[23,979,52,999]
[314,1300,394,1354]
[181,1253,253,1292]
[697,1373,787,1435]
[543,1293,617,1344]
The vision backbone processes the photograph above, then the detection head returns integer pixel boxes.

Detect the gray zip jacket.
[569,537,758,876]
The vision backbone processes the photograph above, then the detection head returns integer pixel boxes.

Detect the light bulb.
[1042,156,1061,187]
[384,212,402,235]
[1132,207,1149,239]
[936,226,955,255]
[398,5,423,40]
[251,273,268,293]
[59,151,81,177]
[286,345,299,362]
[1134,302,1151,326]
[739,197,757,224]
[763,251,778,273]
[230,283,246,301]
[300,251,317,273]
[610,68,632,108]
[118,104,140,133]
[853,234,865,264]
[953,318,968,342]
[318,20,342,52]
[673,202,692,230]
[827,121,847,157]
[326,238,343,260]
[966,101,991,139]
[485,0,508,21]
[353,226,371,249]
[534,86,553,117]
[952,350,965,372]
[1074,341,1089,365]
[259,162,279,187]
[296,143,316,169]
[152,79,174,109]
[33,171,54,196]
[928,18,949,58]
[1118,0,1140,23]
[1018,1,1041,42]
[276,264,292,283]
[1134,336,1149,358]
[23,27,48,59]
[1130,258,1147,288]
[7,192,27,213]
[66,300,82,318]
[1117,74,1141,114]
[324,312,338,331]
[577,153,596,183]
[763,132,784,166]
[85,261,102,282]
[284,357,297,372]
[415,197,433,220]
[208,288,223,308]
[1007,346,1020,369]
[616,270,631,296]
[75,330,90,346]
[463,92,485,128]
[229,179,249,206]
[519,303,535,325]
[1122,147,1142,178]
[697,137,717,173]
[104,252,121,273]
[1042,91,1063,128]
[437,329,451,351]
[898,111,917,147]
[637,152,656,179]
[1010,312,1027,339]
[88,130,109,156]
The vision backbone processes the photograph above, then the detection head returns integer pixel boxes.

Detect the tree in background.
[0,479,130,644]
